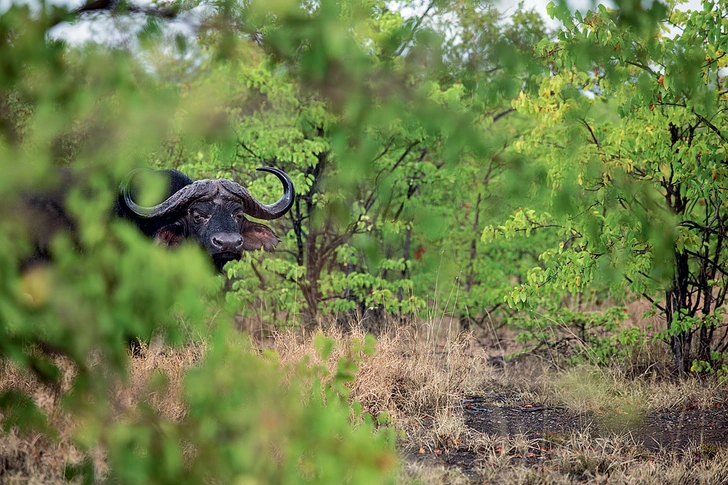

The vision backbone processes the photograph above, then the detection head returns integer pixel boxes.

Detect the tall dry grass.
[0,343,202,484]
[263,317,497,451]
[1,313,727,484]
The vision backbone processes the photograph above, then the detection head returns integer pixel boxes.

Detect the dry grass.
[0,342,202,484]
[544,363,728,419]
[117,341,204,421]
[0,355,86,484]
[260,316,728,484]
[462,436,728,485]
[263,317,496,452]
[1,315,728,484]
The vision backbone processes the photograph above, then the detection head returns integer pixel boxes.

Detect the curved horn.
[120,169,220,219]
[220,167,295,220]
[121,167,295,220]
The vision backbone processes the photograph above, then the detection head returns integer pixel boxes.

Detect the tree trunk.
[459,192,482,330]
[666,250,692,374]
[398,225,411,310]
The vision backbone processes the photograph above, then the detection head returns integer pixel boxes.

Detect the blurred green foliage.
[3,0,728,480]
[0,1,404,482]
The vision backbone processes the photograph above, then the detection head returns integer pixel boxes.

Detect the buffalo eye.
[233,210,245,223]
[191,211,207,225]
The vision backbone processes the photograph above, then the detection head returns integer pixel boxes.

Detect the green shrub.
[0,6,396,483]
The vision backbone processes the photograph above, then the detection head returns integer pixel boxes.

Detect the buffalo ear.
[155,224,186,247]
[241,222,278,251]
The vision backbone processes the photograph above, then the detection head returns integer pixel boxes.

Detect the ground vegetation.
[1,0,728,483]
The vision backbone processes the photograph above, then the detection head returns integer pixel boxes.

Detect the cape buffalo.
[15,167,295,272]
[116,167,295,271]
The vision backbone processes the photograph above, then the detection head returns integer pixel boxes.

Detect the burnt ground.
[407,389,728,476]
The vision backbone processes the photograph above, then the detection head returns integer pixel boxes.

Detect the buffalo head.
[118,167,294,271]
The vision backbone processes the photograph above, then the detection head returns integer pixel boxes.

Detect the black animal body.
[15,167,294,272]
[116,167,295,271]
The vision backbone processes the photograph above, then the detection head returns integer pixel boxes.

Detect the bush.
[0,7,396,483]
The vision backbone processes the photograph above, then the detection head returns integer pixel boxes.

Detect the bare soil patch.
[460,391,728,451]
[406,381,728,481]
[636,404,728,452]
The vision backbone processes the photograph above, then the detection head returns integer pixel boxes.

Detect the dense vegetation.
[1,0,727,482]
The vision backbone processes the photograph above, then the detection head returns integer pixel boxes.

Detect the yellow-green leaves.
[481,208,554,243]
[506,0,728,371]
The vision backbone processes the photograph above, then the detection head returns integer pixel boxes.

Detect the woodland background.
[1,0,728,483]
